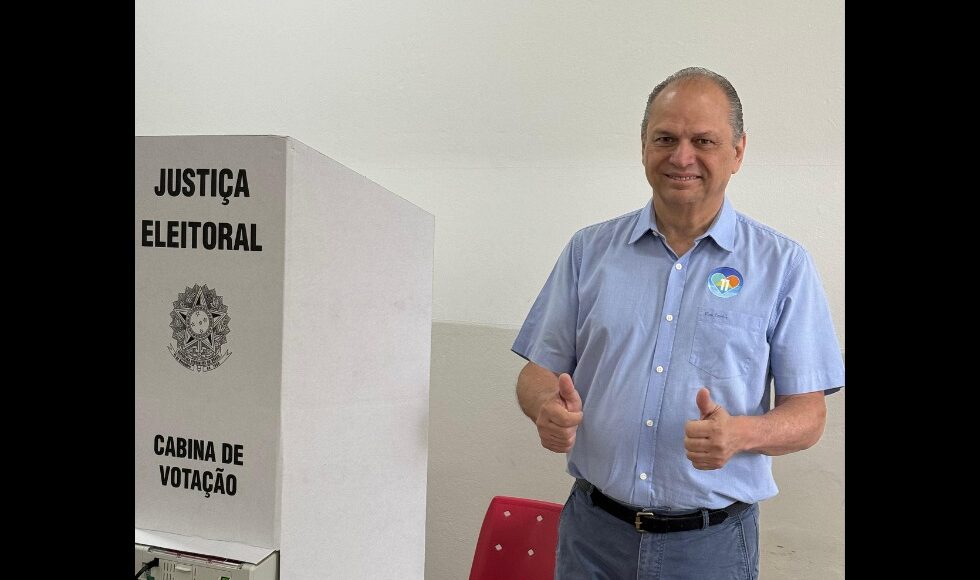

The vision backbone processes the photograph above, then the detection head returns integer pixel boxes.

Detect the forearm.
[734,392,827,456]
[516,362,560,420]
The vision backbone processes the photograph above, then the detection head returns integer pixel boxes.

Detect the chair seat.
[469,496,564,580]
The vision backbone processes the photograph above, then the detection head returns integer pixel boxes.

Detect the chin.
[656,190,705,205]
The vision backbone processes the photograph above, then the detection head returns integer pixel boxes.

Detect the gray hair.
[641,67,744,143]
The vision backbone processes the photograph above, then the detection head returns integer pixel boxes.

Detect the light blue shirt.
[512,197,845,510]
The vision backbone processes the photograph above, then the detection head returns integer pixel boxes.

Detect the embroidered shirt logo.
[707,267,743,299]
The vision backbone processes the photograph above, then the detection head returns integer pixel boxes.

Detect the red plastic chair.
[469,496,564,580]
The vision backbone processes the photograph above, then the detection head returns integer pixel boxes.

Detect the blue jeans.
[555,480,759,580]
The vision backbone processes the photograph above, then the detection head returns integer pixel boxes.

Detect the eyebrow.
[648,130,721,139]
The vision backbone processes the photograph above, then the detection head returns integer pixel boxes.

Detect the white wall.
[136,0,844,341]
[137,2,845,578]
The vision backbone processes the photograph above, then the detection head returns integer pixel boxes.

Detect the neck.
[652,198,723,256]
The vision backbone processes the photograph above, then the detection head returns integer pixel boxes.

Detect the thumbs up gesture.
[684,387,739,470]
[536,373,584,453]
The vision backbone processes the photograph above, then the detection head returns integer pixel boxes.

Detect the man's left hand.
[684,387,741,470]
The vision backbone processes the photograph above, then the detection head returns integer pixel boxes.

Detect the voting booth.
[135,136,434,579]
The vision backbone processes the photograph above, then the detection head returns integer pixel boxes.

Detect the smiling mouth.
[666,174,700,181]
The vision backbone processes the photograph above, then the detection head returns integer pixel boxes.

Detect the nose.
[668,141,696,167]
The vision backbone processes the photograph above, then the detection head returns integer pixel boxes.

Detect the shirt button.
[639,473,648,480]
[645,419,654,427]
[674,263,683,270]
[665,314,673,321]
[656,365,664,373]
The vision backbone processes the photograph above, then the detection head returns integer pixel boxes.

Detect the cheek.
[643,153,662,169]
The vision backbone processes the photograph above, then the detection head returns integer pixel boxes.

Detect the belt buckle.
[634,511,661,532]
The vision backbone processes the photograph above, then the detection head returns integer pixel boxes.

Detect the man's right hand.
[535,373,583,453]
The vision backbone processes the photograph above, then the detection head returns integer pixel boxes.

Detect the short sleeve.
[511,234,581,375]
[768,249,845,395]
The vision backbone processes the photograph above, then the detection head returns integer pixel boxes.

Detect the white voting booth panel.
[136,136,433,579]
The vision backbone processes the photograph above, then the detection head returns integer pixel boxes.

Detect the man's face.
[641,78,745,213]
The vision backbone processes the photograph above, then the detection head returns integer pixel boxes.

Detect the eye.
[695,138,716,146]
[652,136,676,145]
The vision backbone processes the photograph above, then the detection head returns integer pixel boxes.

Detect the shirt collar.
[627,197,736,253]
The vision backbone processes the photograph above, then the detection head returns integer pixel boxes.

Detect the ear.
[732,132,746,174]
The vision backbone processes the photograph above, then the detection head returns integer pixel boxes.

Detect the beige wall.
[426,322,843,579]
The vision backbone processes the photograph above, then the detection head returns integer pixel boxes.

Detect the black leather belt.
[589,486,750,533]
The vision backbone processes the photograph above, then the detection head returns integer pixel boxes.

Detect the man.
[512,67,844,579]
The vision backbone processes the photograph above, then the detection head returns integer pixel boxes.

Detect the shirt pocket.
[689,307,766,379]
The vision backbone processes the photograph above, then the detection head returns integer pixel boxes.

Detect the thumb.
[696,387,720,419]
[558,373,582,412]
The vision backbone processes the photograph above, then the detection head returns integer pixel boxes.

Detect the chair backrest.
[468,495,564,580]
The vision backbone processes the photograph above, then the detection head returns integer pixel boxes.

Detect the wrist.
[731,414,762,454]
[519,384,556,421]
[532,389,558,419]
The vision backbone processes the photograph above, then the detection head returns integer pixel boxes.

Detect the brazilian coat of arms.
[168,284,232,372]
